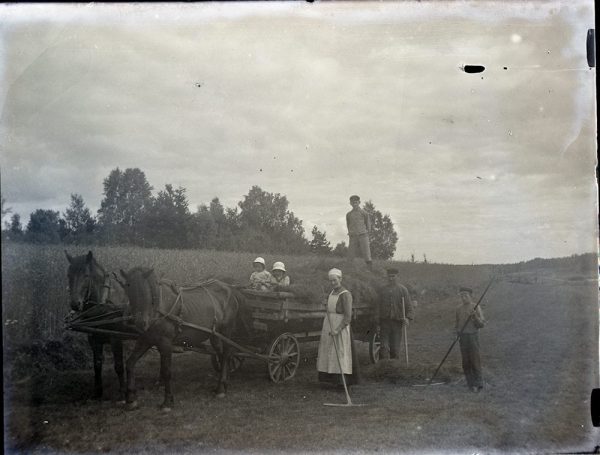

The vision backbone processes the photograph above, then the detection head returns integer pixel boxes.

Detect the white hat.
[328,268,342,278]
[253,257,266,266]
[272,261,286,272]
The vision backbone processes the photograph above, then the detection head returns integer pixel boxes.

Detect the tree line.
[1,167,398,259]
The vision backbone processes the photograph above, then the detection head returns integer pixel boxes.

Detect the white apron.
[316,290,352,375]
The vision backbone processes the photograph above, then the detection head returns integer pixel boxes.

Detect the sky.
[0,1,597,264]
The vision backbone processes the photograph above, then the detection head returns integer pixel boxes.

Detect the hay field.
[2,242,599,453]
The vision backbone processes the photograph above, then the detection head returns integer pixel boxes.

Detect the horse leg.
[89,335,104,400]
[157,338,174,411]
[216,343,231,399]
[125,337,152,411]
[110,338,126,403]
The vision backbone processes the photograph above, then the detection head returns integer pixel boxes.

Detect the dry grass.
[2,242,599,453]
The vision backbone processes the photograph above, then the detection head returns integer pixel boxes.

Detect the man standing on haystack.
[375,268,414,360]
[346,195,372,269]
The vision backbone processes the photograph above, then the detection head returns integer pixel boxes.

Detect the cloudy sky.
[0,2,596,264]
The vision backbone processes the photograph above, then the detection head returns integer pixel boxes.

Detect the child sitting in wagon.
[270,262,290,291]
[249,257,272,291]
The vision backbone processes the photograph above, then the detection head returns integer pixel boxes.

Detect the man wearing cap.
[456,286,486,392]
[346,195,372,268]
[249,257,272,291]
[375,268,414,360]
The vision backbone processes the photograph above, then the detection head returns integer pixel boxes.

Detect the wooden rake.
[323,311,366,407]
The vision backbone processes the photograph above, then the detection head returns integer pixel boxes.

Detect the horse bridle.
[78,265,112,311]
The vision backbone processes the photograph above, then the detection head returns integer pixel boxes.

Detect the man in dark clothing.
[375,268,414,360]
[456,286,486,392]
[346,195,372,268]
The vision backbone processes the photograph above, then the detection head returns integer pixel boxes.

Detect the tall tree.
[363,200,398,260]
[237,186,308,254]
[143,184,191,249]
[6,213,23,241]
[25,209,62,244]
[97,168,153,244]
[188,204,218,250]
[309,225,332,255]
[63,194,96,243]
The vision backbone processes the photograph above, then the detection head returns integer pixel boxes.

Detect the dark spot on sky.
[503,67,508,70]
[462,65,485,73]
[195,83,202,87]
[259,169,262,172]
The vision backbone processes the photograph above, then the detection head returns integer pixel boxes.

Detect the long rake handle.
[326,311,352,405]
[402,297,409,366]
[428,277,494,386]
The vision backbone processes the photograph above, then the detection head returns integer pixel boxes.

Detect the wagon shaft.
[66,325,139,339]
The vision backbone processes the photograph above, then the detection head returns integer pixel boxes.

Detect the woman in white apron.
[317,268,359,386]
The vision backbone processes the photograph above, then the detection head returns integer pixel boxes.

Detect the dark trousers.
[379,319,405,360]
[459,332,483,388]
[348,234,372,262]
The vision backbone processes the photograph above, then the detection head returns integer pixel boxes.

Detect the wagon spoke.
[283,363,292,379]
[283,339,293,355]
[272,362,282,378]
[281,338,290,354]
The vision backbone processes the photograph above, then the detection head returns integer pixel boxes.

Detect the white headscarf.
[328,268,342,279]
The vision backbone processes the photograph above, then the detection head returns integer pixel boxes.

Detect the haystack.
[220,258,388,306]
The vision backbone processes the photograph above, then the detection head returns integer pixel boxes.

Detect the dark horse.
[65,250,128,401]
[119,267,247,411]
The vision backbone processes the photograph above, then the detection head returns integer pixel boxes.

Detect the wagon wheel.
[369,330,381,364]
[267,333,300,383]
[211,352,245,374]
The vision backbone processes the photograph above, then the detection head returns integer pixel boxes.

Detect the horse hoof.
[216,392,226,399]
[126,401,139,411]
[161,406,172,412]
[116,400,126,406]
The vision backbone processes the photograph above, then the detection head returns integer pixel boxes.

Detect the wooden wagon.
[66,286,381,383]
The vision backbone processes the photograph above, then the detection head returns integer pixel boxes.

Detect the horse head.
[119,267,159,333]
[65,250,107,312]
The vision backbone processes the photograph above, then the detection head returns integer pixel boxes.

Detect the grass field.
[2,242,599,453]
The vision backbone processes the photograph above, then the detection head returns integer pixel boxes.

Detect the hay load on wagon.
[219,259,391,306]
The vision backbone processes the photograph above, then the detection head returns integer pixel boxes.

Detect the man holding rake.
[456,286,486,392]
[375,268,414,361]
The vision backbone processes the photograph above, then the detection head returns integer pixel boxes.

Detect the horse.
[65,250,129,401]
[119,267,248,411]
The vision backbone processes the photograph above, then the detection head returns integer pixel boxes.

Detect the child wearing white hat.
[249,257,272,291]
[270,262,290,291]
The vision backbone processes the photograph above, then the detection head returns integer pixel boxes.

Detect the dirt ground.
[4,279,599,454]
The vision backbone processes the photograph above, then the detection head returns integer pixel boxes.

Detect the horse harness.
[155,279,231,334]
